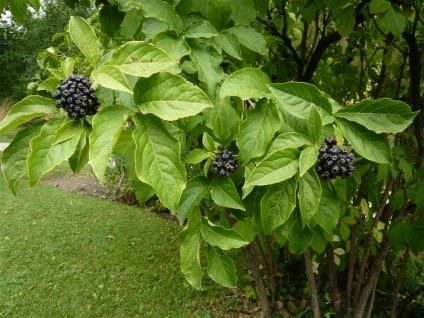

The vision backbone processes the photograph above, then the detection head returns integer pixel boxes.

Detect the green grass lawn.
[0,178,239,318]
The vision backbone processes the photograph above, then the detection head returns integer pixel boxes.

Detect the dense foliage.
[1,0,423,317]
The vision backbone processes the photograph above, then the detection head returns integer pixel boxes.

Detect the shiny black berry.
[211,145,238,176]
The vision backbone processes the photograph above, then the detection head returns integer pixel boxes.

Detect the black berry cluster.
[53,74,100,119]
[315,137,355,181]
[211,145,239,176]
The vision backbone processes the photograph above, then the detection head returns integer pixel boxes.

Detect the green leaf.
[120,8,143,39]
[383,4,407,37]
[203,96,240,146]
[226,26,268,55]
[181,230,203,290]
[335,99,417,134]
[177,177,210,223]
[99,4,124,38]
[184,149,210,164]
[134,179,156,207]
[261,178,297,234]
[236,101,280,164]
[233,217,256,243]
[37,77,62,94]
[47,68,65,80]
[215,32,242,60]
[335,6,355,37]
[188,38,225,89]
[69,16,99,67]
[89,105,131,183]
[340,222,351,241]
[268,82,335,125]
[244,149,299,188]
[131,0,184,33]
[0,0,9,15]
[221,68,271,100]
[266,132,313,155]
[92,67,133,94]
[0,96,58,136]
[69,134,89,173]
[388,218,412,252]
[134,72,213,121]
[202,132,218,152]
[10,0,27,24]
[185,20,218,38]
[153,33,191,60]
[1,121,45,194]
[298,169,322,227]
[28,119,83,187]
[409,217,424,254]
[413,180,424,212]
[133,114,186,212]
[61,57,77,77]
[279,210,314,254]
[207,0,232,31]
[231,0,256,25]
[335,118,392,164]
[102,41,177,77]
[369,0,391,14]
[299,146,319,177]
[52,120,83,145]
[206,245,237,288]
[314,183,340,234]
[200,221,248,250]
[307,105,322,143]
[211,176,245,211]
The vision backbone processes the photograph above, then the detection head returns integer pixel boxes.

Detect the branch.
[326,244,342,318]
[304,248,321,318]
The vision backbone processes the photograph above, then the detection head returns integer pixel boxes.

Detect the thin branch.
[326,244,342,318]
[390,246,410,318]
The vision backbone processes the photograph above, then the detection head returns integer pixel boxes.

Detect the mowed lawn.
[0,178,233,318]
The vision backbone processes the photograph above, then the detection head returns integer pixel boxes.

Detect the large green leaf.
[99,3,124,38]
[236,101,280,164]
[226,26,268,55]
[266,132,313,155]
[134,72,213,121]
[181,230,203,290]
[299,145,319,177]
[153,33,191,60]
[211,176,245,211]
[0,96,58,136]
[244,149,299,188]
[268,82,335,125]
[388,218,412,252]
[69,16,99,67]
[207,0,232,30]
[409,217,424,254]
[101,41,177,77]
[206,245,237,288]
[231,0,256,25]
[279,210,314,254]
[133,114,186,212]
[185,20,218,38]
[52,120,83,145]
[307,105,322,143]
[221,68,272,100]
[177,177,210,223]
[200,221,248,250]
[1,121,46,194]
[188,39,225,89]
[314,183,340,234]
[383,4,407,37]
[131,0,184,33]
[298,169,322,227]
[215,32,242,60]
[261,177,297,234]
[336,118,392,164]
[89,105,131,183]
[9,0,27,24]
[203,96,240,146]
[68,134,89,173]
[334,99,417,134]
[120,8,143,39]
[28,119,83,187]
[335,5,355,37]
[92,67,133,94]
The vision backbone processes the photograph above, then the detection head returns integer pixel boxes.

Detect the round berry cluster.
[315,137,355,181]
[53,75,100,119]
[211,145,239,176]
